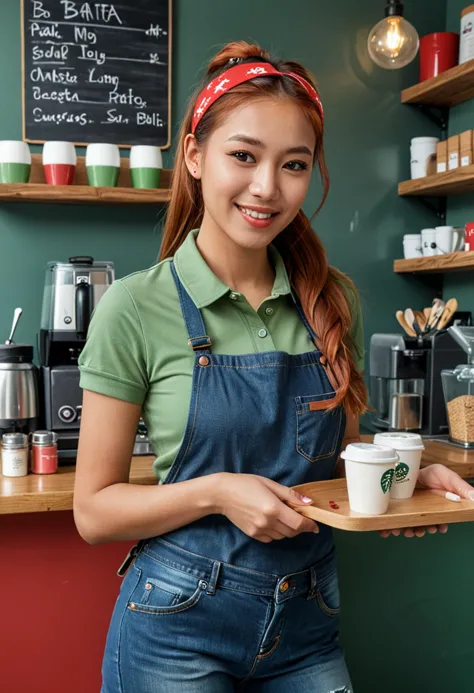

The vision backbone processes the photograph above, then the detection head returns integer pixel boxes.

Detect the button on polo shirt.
[79,229,365,482]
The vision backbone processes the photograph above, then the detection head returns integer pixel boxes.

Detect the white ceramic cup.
[340,443,400,515]
[373,432,424,500]
[410,137,439,179]
[0,140,31,164]
[129,145,162,169]
[403,234,423,259]
[421,228,437,256]
[42,141,77,166]
[435,226,464,254]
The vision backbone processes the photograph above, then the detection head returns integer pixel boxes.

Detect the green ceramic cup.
[0,162,31,183]
[130,167,161,189]
[0,140,32,183]
[86,165,119,187]
[130,145,162,189]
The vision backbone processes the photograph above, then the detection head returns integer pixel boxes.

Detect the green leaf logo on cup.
[86,143,120,187]
[381,469,395,494]
[0,140,31,184]
[130,145,163,189]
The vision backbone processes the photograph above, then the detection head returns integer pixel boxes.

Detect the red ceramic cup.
[42,141,77,185]
[44,163,76,185]
[419,32,459,82]
[465,222,474,251]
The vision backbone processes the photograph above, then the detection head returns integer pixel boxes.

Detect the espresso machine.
[369,330,466,436]
[39,257,115,459]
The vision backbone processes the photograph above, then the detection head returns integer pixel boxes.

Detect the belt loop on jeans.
[307,566,317,600]
[207,560,221,595]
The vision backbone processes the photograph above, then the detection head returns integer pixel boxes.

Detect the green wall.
[3,1,474,692]
[445,0,474,308]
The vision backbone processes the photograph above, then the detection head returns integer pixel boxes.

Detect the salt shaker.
[1,432,29,477]
[31,431,58,474]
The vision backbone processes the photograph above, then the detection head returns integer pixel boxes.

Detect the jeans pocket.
[127,562,206,615]
[316,568,341,617]
[295,393,342,462]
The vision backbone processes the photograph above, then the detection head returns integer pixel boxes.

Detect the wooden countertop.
[1,438,473,515]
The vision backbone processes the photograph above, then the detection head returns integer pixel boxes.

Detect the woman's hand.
[379,463,474,539]
[216,473,319,543]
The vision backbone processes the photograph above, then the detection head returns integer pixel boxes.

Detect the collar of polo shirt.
[173,229,295,309]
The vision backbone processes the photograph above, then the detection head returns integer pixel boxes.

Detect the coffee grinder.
[38,257,115,459]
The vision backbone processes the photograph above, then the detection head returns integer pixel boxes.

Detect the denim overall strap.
[170,260,212,353]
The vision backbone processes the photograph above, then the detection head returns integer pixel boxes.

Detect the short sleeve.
[345,286,365,373]
[78,280,148,404]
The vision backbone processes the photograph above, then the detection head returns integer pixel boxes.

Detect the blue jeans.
[101,539,353,693]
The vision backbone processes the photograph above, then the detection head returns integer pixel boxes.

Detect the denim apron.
[102,260,352,693]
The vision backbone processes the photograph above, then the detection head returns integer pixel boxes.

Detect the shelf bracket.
[417,196,447,222]
[410,104,449,132]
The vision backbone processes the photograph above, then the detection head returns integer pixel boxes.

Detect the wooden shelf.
[394,251,474,274]
[0,154,171,205]
[399,165,474,196]
[401,59,474,107]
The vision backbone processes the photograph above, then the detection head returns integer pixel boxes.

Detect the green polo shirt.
[79,229,365,481]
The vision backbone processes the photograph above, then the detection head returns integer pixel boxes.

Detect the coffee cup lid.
[340,442,399,464]
[373,432,425,451]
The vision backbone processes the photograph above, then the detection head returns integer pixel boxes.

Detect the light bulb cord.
[385,0,404,17]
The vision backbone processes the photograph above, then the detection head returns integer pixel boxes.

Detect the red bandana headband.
[191,62,324,134]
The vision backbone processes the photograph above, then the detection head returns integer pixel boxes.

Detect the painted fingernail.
[298,494,313,503]
[468,491,474,501]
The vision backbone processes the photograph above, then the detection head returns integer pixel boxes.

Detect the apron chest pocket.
[295,394,342,462]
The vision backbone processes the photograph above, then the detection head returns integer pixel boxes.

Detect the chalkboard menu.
[21,0,171,148]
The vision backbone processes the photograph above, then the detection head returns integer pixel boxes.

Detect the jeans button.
[199,355,210,366]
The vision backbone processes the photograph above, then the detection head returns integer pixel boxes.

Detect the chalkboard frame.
[20,0,172,149]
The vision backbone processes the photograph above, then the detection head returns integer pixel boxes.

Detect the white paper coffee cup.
[340,443,399,515]
[373,432,424,500]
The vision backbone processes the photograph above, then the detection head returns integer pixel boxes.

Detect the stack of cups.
[410,137,439,179]
[86,143,121,187]
[42,141,77,185]
[340,443,401,515]
[129,145,163,188]
[0,140,31,183]
[373,432,425,500]
[403,234,422,259]
[421,228,437,256]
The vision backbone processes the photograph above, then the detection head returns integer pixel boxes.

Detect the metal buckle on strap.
[188,336,212,351]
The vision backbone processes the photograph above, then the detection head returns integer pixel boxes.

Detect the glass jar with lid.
[441,326,474,448]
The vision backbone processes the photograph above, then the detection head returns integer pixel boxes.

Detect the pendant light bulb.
[368,0,419,70]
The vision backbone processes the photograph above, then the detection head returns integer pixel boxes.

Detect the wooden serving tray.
[291,479,474,532]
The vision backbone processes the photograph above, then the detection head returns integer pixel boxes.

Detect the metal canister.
[1,432,29,477]
[31,431,58,474]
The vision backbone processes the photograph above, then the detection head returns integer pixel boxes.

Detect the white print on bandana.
[214,78,230,94]
[194,96,212,120]
[247,67,268,75]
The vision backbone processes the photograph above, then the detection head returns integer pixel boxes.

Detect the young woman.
[74,41,474,693]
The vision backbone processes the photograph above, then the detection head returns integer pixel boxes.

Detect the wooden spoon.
[404,308,423,336]
[396,310,416,337]
[414,310,427,332]
[436,298,458,331]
